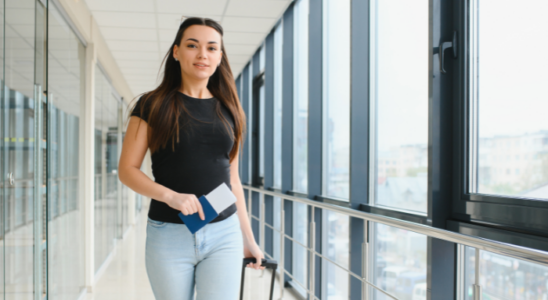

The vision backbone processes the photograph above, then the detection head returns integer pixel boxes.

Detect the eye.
[187,44,197,48]
[208,47,217,51]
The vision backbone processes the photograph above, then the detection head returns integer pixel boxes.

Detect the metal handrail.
[243,185,548,267]
[243,185,548,300]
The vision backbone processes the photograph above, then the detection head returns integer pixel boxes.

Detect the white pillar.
[83,42,97,292]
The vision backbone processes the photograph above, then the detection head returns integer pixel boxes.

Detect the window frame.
[451,0,548,243]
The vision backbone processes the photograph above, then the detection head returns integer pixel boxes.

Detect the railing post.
[362,221,369,300]
[260,193,265,251]
[474,248,481,300]
[309,207,315,300]
[279,208,285,300]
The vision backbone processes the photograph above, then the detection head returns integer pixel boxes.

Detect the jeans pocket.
[147,217,167,228]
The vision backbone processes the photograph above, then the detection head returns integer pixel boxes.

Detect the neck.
[179,72,212,99]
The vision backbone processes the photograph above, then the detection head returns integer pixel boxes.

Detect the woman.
[118,17,265,300]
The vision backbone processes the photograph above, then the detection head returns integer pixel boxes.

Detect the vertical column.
[241,66,250,184]
[349,0,370,299]
[427,0,457,298]
[281,5,295,284]
[82,42,97,291]
[264,31,274,189]
[308,0,323,298]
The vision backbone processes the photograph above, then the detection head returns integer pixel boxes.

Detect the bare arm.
[230,148,265,270]
[118,116,205,220]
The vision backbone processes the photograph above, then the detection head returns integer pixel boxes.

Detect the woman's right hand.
[165,192,205,220]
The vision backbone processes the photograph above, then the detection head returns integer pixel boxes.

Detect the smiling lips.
[194,63,209,69]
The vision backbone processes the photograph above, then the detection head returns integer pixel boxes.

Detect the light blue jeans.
[145,212,244,300]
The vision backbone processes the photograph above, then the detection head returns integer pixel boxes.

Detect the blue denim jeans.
[145,212,244,300]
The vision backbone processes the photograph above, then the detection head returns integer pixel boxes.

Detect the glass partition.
[94,66,122,272]
[47,2,86,298]
[2,0,47,298]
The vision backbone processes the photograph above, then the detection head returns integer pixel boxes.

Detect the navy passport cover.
[178,195,218,234]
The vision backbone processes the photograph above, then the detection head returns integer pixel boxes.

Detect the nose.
[198,47,208,60]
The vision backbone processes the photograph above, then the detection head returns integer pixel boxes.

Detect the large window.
[469,0,548,200]
[322,0,351,199]
[273,23,283,189]
[370,0,429,213]
[293,0,309,194]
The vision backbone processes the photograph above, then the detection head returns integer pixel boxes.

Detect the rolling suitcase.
[239,258,278,300]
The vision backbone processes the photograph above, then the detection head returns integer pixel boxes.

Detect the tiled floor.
[85,203,301,300]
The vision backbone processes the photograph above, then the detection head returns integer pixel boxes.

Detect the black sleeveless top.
[131,92,237,224]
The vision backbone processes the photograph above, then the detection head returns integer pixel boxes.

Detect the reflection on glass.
[292,202,308,294]
[471,0,548,200]
[273,23,283,189]
[370,0,428,213]
[323,210,349,299]
[94,66,121,272]
[47,3,86,298]
[464,247,548,299]
[293,0,309,194]
[372,223,427,300]
[3,0,40,297]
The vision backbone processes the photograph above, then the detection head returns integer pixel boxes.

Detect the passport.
[178,182,237,234]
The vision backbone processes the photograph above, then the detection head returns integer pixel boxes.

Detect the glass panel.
[273,23,283,189]
[293,0,309,194]
[248,64,253,178]
[464,247,548,299]
[322,0,350,199]
[0,0,4,297]
[94,67,120,272]
[372,223,427,300]
[471,0,548,200]
[292,202,308,293]
[47,2,86,299]
[370,0,429,213]
[2,0,45,298]
[259,84,265,179]
[322,210,349,299]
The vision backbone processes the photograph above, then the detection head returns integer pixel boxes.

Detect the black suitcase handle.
[242,257,278,269]
[240,258,278,300]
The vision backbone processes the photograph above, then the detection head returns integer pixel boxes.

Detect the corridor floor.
[85,203,301,300]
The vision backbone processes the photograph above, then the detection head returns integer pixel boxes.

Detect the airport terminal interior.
[1,0,547,299]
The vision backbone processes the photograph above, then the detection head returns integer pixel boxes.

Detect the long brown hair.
[129,17,246,163]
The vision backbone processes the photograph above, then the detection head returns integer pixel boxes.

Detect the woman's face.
[173,25,223,81]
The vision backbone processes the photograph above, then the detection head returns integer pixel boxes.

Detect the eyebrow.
[186,38,218,44]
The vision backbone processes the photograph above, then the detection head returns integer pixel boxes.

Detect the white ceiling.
[83,0,292,96]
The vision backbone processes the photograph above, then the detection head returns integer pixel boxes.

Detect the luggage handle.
[240,258,278,300]
[242,257,278,269]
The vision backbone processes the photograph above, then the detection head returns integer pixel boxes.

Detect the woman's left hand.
[243,239,265,270]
